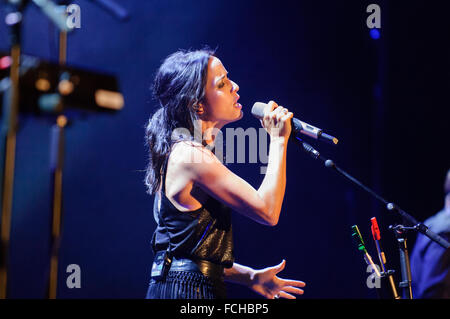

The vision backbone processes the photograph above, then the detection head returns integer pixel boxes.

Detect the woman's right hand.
[260,101,293,141]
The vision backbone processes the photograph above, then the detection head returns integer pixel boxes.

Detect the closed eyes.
[218,77,232,90]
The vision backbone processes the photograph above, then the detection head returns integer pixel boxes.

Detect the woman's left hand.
[250,260,306,299]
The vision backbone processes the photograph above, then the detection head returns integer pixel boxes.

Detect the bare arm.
[256,136,287,225]
[223,263,255,287]
[224,261,306,299]
[175,101,293,226]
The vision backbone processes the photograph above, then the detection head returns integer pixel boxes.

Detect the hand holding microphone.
[258,101,294,141]
[252,102,339,145]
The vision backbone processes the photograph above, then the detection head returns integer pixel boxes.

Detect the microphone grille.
[251,102,267,119]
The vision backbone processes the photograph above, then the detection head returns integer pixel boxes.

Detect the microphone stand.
[0,0,71,299]
[292,136,450,299]
[0,0,125,299]
[47,7,69,297]
[88,0,130,21]
[44,0,128,298]
[389,224,414,299]
[0,1,25,299]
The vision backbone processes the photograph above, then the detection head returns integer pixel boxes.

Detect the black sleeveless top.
[151,177,234,268]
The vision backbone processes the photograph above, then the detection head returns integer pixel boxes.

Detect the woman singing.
[144,48,306,299]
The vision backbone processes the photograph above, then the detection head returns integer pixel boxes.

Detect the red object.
[371,217,381,241]
[0,56,12,70]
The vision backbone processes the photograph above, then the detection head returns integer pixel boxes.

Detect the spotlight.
[370,29,381,40]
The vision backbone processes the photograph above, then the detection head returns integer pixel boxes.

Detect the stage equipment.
[0,0,123,299]
[389,224,415,299]
[351,224,381,277]
[370,217,400,299]
[88,0,130,21]
[291,137,450,299]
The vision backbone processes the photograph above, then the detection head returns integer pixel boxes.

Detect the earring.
[192,102,203,114]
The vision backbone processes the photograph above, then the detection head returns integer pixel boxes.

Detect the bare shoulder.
[170,141,219,166]
[169,140,224,181]
[164,141,209,210]
[167,140,270,224]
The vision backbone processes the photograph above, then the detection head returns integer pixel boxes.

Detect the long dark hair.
[144,48,215,195]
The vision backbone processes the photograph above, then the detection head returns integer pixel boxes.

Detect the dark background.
[0,0,448,298]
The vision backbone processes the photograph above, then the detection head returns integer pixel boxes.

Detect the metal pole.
[0,8,22,298]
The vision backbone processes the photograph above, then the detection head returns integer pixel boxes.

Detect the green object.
[351,225,367,254]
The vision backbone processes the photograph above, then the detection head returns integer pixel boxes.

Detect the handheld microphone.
[251,102,339,145]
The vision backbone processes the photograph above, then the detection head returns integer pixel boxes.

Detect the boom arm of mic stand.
[292,136,450,250]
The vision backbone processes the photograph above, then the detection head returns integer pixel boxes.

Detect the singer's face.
[200,56,242,126]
